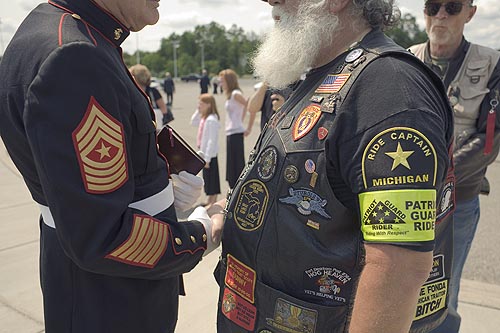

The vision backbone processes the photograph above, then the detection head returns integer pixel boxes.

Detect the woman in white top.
[219,69,247,189]
[190,94,221,208]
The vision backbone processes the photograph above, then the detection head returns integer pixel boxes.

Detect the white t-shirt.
[225,89,245,135]
[190,110,220,162]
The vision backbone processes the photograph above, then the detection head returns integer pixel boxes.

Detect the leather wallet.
[157,126,205,175]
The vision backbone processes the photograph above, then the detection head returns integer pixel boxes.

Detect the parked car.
[181,73,201,82]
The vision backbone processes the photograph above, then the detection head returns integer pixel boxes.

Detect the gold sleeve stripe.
[106,215,170,268]
[72,96,128,194]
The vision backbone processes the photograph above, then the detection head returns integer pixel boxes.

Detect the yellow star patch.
[385,142,414,171]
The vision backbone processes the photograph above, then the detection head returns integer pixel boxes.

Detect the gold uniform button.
[71,14,81,20]
[190,236,196,243]
[202,234,207,242]
[175,238,182,246]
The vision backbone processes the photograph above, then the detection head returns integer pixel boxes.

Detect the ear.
[328,0,352,13]
[465,5,477,23]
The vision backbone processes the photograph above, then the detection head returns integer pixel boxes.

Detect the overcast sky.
[1,0,499,56]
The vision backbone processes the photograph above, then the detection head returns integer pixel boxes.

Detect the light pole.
[135,33,140,64]
[172,40,180,79]
[195,39,205,71]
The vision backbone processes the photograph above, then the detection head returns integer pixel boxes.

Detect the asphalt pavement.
[1,78,499,332]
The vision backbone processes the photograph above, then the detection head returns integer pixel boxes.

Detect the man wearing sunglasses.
[411,1,500,332]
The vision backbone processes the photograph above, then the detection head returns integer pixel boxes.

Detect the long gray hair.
[352,0,400,30]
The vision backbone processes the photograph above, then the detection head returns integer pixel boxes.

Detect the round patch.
[259,330,273,333]
[305,159,316,174]
[345,48,363,63]
[361,127,437,190]
[234,180,269,231]
[257,146,278,181]
[284,165,299,184]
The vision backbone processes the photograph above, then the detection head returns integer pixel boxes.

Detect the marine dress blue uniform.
[0,1,207,332]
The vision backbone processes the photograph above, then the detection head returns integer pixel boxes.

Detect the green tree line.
[123,13,428,78]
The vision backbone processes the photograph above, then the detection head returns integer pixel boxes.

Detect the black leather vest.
[216,43,453,333]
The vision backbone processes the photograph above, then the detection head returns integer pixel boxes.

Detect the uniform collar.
[48,0,130,47]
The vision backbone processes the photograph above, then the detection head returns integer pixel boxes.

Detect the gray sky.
[1,0,499,55]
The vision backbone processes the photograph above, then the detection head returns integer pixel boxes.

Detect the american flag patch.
[315,74,350,94]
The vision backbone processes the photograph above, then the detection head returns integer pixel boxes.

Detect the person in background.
[219,68,247,189]
[410,1,500,331]
[0,1,222,332]
[211,75,220,94]
[163,71,175,105]
[200,69,211,94]
[129,64,167,130]
[191,94,221,209]
[211,0,455,332]
[245,81,294,135]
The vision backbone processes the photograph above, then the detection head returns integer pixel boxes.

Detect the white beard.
[252,1,339,89]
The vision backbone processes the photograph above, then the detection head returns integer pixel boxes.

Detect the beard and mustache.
[252,0,340,89]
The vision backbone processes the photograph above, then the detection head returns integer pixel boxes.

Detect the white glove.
[188,206,220,256]
[171,171,204,212]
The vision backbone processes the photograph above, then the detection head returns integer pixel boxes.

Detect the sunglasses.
[424,1,470,16]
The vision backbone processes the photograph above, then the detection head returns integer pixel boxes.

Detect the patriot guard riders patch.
[72,96,128,194]
[359,127,438,242]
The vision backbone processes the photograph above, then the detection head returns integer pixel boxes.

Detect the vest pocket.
[254,279,348,333]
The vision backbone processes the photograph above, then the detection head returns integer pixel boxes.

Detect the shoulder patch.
[362,127,437,189]
[106,214,169,268]
[72,96,128,194]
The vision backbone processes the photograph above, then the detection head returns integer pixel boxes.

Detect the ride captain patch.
[72,96,128,194]
[359,127,438,242]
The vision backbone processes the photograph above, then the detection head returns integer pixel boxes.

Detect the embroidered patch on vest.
[315,74,350,94]
[359,189,436,242]
[292,105,321,141]
[414,280,447,321]
[106,214,169,268]
[257,146,278,182]
[225,254,256,303]
[279,187,331,219]
[318,127,328,140]
[361,127,437,190]
[222,287,256,331]
[72,96,128,194]
[436,174,455,222]
[303,266,352,304]
[266,298,318,333]
[427,254,445,284]
[234,180,269,231]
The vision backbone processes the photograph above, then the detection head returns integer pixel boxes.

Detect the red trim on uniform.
[48,0,125,48]
[170,228,207,256]
[484,110,496,155]
[58,13,70,46]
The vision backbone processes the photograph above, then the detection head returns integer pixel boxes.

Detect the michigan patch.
[359,189,436,242]
[234,180,269,231]
[72,96,128,194]
[362,127,437,190]
[106,214,169,268]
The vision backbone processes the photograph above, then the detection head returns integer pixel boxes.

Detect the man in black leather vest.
[208,0,455,332]
[411,1,500,332]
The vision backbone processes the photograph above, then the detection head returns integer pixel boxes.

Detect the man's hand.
[170,171,204,212]
[206,199,227,245]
